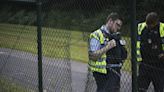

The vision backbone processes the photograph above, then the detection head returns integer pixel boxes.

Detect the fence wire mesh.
[83,1,131,92]
[136,0,164,92]
[0,1,38,92]
[1,0,131,92]
[0,0,164,92]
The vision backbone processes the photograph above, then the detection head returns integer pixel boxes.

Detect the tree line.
[0,0,163,36]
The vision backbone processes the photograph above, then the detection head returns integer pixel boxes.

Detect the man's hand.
[89,39,116,61]
[106,39,116,49]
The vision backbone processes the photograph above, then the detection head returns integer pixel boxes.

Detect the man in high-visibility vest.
[137,12,164,92]
[88,12,127,92]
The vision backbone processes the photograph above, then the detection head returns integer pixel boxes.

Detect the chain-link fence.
[0,1,38,92]
[136,0,164,92]
[0,0,164,92]
[84,1,131,92]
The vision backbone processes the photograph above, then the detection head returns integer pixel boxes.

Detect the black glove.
[110,32,121,41]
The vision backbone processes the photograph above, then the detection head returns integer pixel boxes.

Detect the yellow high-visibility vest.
[88,29,107,74]
[137,22,164,62]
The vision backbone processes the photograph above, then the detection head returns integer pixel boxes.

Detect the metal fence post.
[130,0,138,92]
[36,0,43,92]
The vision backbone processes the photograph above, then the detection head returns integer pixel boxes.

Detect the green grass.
[0,23,131,71]
[0,77,30,92]
[0,23,89,62]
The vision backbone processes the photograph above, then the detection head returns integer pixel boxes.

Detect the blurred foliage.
[137,0,164,22]
[0,0,164,36]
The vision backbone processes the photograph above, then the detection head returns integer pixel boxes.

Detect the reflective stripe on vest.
[160,23,164,50]
[137,22,164,62]
[89,29,107,74]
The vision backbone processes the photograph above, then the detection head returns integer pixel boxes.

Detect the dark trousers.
[93,68,120,92]
[138,63,164,92]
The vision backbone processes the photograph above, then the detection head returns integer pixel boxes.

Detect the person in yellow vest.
[88,12,127,92]
[137,12,164,92]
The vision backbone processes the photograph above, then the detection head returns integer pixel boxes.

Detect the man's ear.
[107,19,113,25]
[108,19,113,23]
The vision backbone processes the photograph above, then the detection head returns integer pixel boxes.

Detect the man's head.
[146,12,159,29]
[106,12,122,33]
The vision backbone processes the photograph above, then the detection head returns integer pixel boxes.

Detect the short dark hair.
[106,12,122,22]
[146,12,159,25]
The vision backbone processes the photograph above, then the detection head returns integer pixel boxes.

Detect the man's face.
[146,21,158,30]
[108,19,122,33]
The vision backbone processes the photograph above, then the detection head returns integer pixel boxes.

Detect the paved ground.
[0,48,89,92]
[0,48,154,92]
